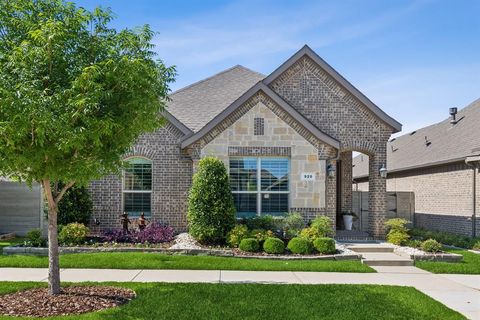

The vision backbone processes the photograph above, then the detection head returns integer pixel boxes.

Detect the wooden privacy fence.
[352,191,415,232]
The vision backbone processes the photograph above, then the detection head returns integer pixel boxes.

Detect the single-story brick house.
[352,99,480,237]
[89,45,402,238]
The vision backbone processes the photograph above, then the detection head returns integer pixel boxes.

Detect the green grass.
[415,249,480,274]
[0,239,373,272]
[0,252,373,272]
[0,282,464,320]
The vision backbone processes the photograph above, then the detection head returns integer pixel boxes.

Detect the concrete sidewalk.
[0,267,479,319]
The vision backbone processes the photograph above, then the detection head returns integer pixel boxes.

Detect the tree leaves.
[0,0,176,185]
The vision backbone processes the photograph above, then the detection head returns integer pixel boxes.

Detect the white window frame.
[230,157,289,216]
[122,156,153,217]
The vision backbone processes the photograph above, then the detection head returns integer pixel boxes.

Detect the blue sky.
[76,0,480,135]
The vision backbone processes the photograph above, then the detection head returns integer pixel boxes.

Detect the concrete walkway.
[0,267,479,319]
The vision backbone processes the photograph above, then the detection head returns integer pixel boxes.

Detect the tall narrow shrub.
[187,157,236,244]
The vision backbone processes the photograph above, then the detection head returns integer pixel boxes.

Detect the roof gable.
[264,45,402,133]
[180,82,340,149]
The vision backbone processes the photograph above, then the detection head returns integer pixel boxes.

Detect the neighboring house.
[353,100,480,237]
[89,45,402,238]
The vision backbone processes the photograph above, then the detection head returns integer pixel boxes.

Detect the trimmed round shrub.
[287,237,313,254]
[58,223,89,245]
[187,157,236,244]
[421,239,442,253]
[227,224,249,248]
[239,238,260,252]
[263,237,285,254]
[313,237,336,254]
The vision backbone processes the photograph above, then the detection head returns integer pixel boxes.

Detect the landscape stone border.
[2,246,361,261]
[394,248,463,262]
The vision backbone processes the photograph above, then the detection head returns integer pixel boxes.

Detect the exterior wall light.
[327,163,336,178]
[379,164,388,179]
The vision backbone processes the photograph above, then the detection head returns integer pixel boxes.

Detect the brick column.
[340,151,353,213]
[368,150,387,238]
[325,159,337,230]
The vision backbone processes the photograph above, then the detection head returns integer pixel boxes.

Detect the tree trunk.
[42,180,61,295]
[47,205,61,295]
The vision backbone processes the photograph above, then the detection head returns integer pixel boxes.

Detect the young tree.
[0,0,175,294]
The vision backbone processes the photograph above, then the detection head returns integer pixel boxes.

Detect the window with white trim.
[229,157,289,217]
[123,157,152,217]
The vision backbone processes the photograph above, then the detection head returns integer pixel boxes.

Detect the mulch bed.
[0,286,135,317]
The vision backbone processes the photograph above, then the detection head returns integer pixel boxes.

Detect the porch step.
[344,243,414,266]
[360,252,414,267]
[334,230,374,242]
[347,243,395,253]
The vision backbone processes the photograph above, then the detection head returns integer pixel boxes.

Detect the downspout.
[465,156,480,238]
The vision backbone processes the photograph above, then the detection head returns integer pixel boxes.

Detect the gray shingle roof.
[353,98,480,178]
[166,65,265,132]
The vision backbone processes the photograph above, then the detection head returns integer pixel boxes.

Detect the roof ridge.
[392,97,480,142]
[170,65,264,96]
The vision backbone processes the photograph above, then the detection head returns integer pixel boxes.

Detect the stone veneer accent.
[88,123,192,232]
[201,99,329,213]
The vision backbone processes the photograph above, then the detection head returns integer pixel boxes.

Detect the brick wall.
[89,123,192,233]
[353,162,480,236]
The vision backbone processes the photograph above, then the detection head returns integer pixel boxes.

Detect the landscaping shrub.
[287,237,313,254]
[473,240,480,251]
[421,239,443,253]
[187,157,236,244]
[404,239,422,249]
[227,224,250,248]
[240,215,277,231]
[135,223,174,244]
[250,229,276,244]
[385,218,410,245]
[25,229,46,247]
[313,237,336,254]
[58,223,89,245]
[387,231,410,246]
[280,212,305,239]
[56,182,93,225]
[102,229,134,243]
[239,238,260,252]
[102,224,174,244]
[283,212,305,231]
[299,216,334,241]
[263,237,285,254]
[409,228,479,249]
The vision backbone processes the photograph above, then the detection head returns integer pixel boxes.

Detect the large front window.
[230,157,289,217]
[123,157,152,217]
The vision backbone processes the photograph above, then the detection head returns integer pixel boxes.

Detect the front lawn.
[415,249,480,274]
[0,237,372,272]
[0,282,464,320]
[0,251,373,272]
